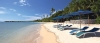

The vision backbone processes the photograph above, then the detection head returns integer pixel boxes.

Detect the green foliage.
[50,10,64,18]
[33,19,42,22]
[51,8,55,13]
[41,18,50,22]
[95,16,100,24]
[34,0,100,22]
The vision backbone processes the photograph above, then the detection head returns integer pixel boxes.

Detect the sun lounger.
[53,24,62,28]
[58,25,72,31]
[70,26,89,35]
[76,28,100,38]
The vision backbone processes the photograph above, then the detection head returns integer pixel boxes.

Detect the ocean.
[0,22,42,43]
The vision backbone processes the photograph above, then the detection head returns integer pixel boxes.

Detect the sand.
[43,23,100,43]
[39,25,59,43]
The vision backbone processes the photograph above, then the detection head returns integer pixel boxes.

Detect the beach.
[39,25,59,43]
[0,22,100,43]
[42,22,100,43]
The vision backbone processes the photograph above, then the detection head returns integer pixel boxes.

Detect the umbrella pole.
[63,19,64,26]
[66,19,67,24]
[57,20,58,29]
[88,15,89,26]
[72,16,74,25]
[80,14,81,29]
[73,16,76,25]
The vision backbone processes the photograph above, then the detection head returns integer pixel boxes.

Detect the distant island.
[4,21,34,22]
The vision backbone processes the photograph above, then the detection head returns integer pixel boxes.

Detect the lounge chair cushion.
[69,26,89,35]
[76,32,85,37]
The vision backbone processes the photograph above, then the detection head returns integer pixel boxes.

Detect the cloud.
[27,3,31,6]
[52,11,57,14]
[0,11,6,14]
[9,9,16,12]
[35,14,39,15]
[0,7,17,15]
[0,7,7,14]
[13,0,31,6]
[18,14,21,16]
[13,2,17,5]
[19,0,30,6]
[22,15,41,20]
[0,7,6,10]
[20,0,26,3]
[17,13,21,16]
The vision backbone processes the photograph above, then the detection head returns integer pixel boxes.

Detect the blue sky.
[0,0,71,21]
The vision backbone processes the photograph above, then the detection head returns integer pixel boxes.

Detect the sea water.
[0,22,42,43]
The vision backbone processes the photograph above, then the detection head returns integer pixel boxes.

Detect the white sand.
[39,25,58,43]
[43,23,100,43]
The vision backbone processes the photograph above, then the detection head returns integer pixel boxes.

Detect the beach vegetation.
[95,16,100,24]
[34,0,100,22]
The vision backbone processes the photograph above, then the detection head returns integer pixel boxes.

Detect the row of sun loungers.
[53,24,100,38]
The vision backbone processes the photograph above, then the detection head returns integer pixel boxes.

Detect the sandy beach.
[39,25,59,43]
[43,23,100,43]
[1,22,99,43]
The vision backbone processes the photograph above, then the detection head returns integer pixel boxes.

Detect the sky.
[0,0,72,21]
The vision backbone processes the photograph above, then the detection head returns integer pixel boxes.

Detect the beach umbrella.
[63,14,71,24]
[66,10,93,29]
[63,14,71,18]
[52,16,63,27]
[58,15,64,26]
[68,12,80,16]
[76,10,93,29]
[66,12,80,24]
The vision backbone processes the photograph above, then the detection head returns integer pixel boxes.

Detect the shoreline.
[38,24,59,43]
[43,25,60,43]
[42,25,60,43]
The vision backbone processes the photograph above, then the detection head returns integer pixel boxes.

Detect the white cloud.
[0,11,6,14]
[17,13,21,16]
[22,15,41,20]
[20,5,25,6]
[19,0,30,6]
[0,7,7,14]
[20,0,26,3]
[35,14,39,15]
[27,3,31,6]
[0,7,6,10]
[13,2,17,5]
[10,9,16,12]
[52,11,57,14]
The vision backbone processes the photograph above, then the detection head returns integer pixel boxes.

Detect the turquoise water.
[0,22,42,43]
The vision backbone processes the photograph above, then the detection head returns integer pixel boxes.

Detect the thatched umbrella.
[67,10,93,29]
[67,12,80,25]
[77,10,93,29]
[63,14,71,24]
[52,16,63,27]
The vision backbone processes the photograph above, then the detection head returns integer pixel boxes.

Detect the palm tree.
[50,7,55,16]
